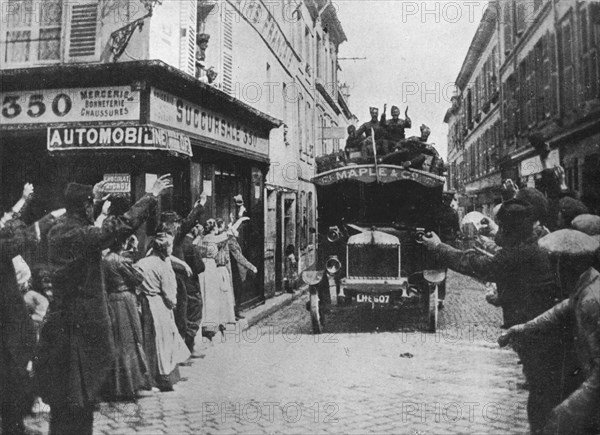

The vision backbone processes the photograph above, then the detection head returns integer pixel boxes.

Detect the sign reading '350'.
[0,87,140,125]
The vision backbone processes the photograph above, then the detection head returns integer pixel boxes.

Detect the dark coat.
[35,194,156,408]
[228,235,255,282]
[1,215,57,425]
[433,239,562,327]
[519,267,600,434]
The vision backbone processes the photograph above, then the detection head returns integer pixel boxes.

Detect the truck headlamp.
[327,226,342,243]
[325,255,342,275]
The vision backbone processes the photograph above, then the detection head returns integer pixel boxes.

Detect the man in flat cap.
[500,229,600,435]
[36,175,172,435]
[422,199,571,435]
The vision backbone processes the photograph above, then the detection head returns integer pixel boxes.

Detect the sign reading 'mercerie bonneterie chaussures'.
[0,87,140,124]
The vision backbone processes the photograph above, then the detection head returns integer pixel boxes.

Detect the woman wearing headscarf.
[102,233,150,400]
[198,219,234,337]
[136,232,190,391]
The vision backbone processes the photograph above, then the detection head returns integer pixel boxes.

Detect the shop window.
[4,0,62,65]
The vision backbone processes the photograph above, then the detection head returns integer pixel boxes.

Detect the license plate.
[356,293,390,304]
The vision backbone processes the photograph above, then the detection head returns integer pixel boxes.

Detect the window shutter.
[221,4,234,95]
[516,0,526,36]
[66,3,99,62]
[180,0,197,76]
[548,31,559,116]
[503,2,514,55]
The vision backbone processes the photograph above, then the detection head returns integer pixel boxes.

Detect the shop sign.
[1,86,140,125]
[103,174,131,194]
[149,88,269,157]
[47,125,192,156]
[520,149,560,177]
[312,164,444,187]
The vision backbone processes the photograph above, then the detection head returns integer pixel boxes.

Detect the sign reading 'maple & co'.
[149,87,269,157]
[0,86,140,125]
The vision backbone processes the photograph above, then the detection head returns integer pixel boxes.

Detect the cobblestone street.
[25,271,529,434]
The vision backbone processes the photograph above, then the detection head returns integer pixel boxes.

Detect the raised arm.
[86,175,172,251]
[423,234,505,283]
[179,194,208,240]
[228,236,257,273]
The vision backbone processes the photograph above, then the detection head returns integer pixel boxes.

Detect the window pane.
[40,0,62,26]
[38,27,60,60]
[6,0,33,28]
[5,30,30,62]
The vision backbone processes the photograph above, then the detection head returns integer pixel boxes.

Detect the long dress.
[199,233,236,332]
[136,255,190,391]
[101,251,150,400]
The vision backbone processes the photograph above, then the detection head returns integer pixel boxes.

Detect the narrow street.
[25,270,529,434]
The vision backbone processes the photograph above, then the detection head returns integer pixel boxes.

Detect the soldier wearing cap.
[36,176,171,435]
[500,229,600,435]
[422,199,570,434]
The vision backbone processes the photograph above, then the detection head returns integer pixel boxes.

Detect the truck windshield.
[317,180,442,229]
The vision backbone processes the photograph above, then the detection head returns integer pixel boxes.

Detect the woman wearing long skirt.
[101,237,150,400]
[198,219,235,336]
[136,233,190,391]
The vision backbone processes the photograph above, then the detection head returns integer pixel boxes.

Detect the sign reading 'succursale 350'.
[149,88,269,157]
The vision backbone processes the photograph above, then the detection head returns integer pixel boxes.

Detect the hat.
[496,199,534,228]
[233,194,244,206]
[64,183,93,208]
[559,197,589,226]
[495,199,535,247]
[538,229,600,256]
[516,188,549,224]
[571,214,600,236]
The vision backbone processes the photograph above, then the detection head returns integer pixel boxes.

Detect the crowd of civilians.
[423,136,600,435]
[0,175,258,435]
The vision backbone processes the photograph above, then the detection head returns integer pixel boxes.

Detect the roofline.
[454,2,498,90]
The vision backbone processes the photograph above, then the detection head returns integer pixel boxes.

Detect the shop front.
[0,61,280,308]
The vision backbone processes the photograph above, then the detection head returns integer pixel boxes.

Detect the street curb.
[241,285,309,330]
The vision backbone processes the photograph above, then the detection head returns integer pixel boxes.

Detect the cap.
[496,199,534,228]
[538,229,600,256]
[494,199,535,247]
[559,197,589,226]
[64,183,93,208]
[515,187,549,224]
[571,214,600,236]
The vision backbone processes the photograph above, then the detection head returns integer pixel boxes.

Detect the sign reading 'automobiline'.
[0,87,140,125]
[149,88,269,157]
[47,125,192,156]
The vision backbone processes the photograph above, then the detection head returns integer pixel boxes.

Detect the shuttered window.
[503,1,514,55]
[68,3,98,59]
[180,0,196,76]
[580,4,599,101]
[221,4,234,95]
